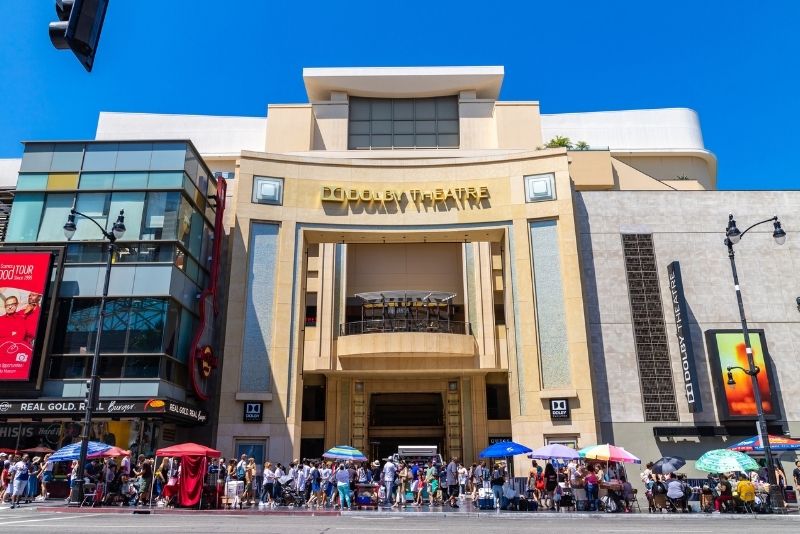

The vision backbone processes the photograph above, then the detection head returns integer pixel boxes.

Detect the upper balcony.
[336,290,475,359]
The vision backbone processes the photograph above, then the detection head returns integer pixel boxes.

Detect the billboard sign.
[705,329,780,421]
[0,252,51,381]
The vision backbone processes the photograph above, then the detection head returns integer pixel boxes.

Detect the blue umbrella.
[479,441,533,459]
[49,441,112,462]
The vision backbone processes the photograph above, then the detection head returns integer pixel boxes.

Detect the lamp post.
[723,213,786,510]
[63,208,125,504]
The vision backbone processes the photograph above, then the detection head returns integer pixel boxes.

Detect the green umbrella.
[695,449,760,473]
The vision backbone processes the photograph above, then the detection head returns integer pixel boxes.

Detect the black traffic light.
[48,0,109,72]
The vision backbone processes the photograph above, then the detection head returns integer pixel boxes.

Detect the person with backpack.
[306,462,323,508]
[490,462,506,510]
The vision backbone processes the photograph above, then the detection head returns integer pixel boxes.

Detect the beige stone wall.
[217,148,598,471]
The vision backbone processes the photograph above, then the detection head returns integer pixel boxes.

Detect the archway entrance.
[368,392,444,460]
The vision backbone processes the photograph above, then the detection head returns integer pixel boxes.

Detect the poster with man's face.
[0,252,51,380]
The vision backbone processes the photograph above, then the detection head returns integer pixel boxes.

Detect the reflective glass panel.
[15,174,48,191]
[73,193,110,240]
[79,172,114,190]
[37,193,74,242]
[82,143,118,171]
[108,192,145,240]
[6,193,44,242]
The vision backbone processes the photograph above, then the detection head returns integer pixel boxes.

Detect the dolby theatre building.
[60,67,799,478]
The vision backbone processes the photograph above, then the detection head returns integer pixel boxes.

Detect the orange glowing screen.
[714,332,774,417]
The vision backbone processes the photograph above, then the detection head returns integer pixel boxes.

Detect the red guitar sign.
[189,178,226,400]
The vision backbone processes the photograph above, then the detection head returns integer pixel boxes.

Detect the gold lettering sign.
[320,185,489,205]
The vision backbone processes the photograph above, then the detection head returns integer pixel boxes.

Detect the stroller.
[278,475,304,507]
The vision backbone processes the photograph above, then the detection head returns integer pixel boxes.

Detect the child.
[414,472,426,506]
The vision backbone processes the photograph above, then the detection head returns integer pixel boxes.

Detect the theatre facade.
[210,67,718,467]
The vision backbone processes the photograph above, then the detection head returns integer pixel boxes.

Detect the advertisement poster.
[0,252,51,380]
[705,329,780,420]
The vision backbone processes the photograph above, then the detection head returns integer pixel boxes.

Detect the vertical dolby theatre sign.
[667,261,702,413]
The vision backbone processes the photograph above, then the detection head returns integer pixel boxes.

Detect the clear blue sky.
[1,1,798,189]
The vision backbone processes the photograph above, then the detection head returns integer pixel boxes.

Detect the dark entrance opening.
[368,393,445,460]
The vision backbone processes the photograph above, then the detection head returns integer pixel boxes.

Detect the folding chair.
[81,483,104,508]
[629,488,642,512]
[652,494,667,512]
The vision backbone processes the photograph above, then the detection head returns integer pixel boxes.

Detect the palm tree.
[545,135,573,149]
[574,141,590,150]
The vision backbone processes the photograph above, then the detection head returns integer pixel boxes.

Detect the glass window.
[115,143,153,171]
[20,143,55,172]
[252,176,283,205]
[79,172,114,190]
[163,300,181,357]
[185,256,199,283]
[49,356,88,379]
[108,192,145,241]
[486,383,511,419]
[175,308,195,363]
[82,143,118,171]
[16,173,48,190]
[124,356,160,378]
[37,193,74,242]
[177,197,193,250]
[184,149,200,185]
[65,243,107,263]
[6,193,45,242]
[47,173,79,190]
[188,212,204,259]
[348,96,459,149]
[146,171,183,189]
[50,143,84,171]
[52,299,100,354]
[113,172,148,189]
[127,298,167,353]
[200,225,212,268]
[149,142,186,170]
[98,356,124,378]
[524,173,556,202]
[142,191,180,240]
[302,385,326,421]
[100,298,131,353]
[73,193,110,240]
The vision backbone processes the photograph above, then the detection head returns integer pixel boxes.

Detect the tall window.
[348,96,459,149]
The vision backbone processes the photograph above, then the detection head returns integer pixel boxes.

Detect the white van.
[392,445,444,466]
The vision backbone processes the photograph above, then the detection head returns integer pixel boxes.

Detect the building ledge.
[538,388,578,399]
[235,392,273,402]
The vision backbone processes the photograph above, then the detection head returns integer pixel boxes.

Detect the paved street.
[2,505,800,534]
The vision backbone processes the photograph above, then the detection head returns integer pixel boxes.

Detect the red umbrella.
[88,446,131,458]
[155,442,220,458]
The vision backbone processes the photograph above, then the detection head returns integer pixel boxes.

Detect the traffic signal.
[48,0,109,72]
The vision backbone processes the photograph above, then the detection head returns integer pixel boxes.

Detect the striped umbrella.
[578,444,641,464]
[528,444,580,460]
[48,441,112,462]
[322,445,368,461]
[652,456,686,474]
[728,435,800,453]
[696,449,760,473]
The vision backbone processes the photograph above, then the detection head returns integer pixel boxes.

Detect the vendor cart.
[355,483,379,509]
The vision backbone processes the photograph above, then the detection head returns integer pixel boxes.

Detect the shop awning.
[0,398,207,425]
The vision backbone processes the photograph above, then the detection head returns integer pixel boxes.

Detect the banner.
[705,329,780,421]
[667,262,703,413]
[0,252,51,381]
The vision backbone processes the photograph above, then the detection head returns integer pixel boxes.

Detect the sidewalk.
[33,497,800,519]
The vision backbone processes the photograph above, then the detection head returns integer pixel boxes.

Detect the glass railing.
[339,319,470,336]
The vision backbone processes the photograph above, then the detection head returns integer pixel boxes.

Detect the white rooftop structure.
[303,66,505,101]
[0,159,20,188]
[96,112,266,157]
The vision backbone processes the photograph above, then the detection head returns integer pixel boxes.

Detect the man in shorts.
[10,454,30,509]
[446,457,459,508]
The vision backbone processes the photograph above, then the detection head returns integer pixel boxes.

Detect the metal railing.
[339,320,470,336]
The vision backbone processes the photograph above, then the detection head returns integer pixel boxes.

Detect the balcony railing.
[339,319,470,336]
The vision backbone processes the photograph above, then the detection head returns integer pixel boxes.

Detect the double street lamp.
[63,208,126,504]
[723,213,786,509]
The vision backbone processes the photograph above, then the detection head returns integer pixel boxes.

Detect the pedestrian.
[39,454,53,501]
[382,457,396,505]
[307,462,323,508]
[413,471,426,506]
[446,457,459,508]
[471,462,482,499]
[9,454,30,509]
[335,463,351,509]
[262,462,275,505]
[425,461,439,506]
[27,456,41,503]
[490,462,505,510]
[458,462,467,498]
[394,461,409,507]
[584,468,599,511]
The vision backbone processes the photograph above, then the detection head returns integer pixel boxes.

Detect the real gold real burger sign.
[320,185,489,204]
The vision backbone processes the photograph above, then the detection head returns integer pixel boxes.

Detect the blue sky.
[1,1,798,189]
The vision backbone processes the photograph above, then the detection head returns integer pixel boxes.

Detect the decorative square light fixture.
[524,173,556,202]
[252,176,284,205]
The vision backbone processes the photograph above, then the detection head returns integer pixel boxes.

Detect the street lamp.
[63,207,125,504]
[723,213,786,510]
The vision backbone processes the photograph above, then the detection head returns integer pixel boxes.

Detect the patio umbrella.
[578,444,641,464]
[728,434,800,453]
[479,441,533,459]
[695,449,760,473]
[21,446,55,454]
[88,445,131,459]
[528,443,580,460]
[652,456,686,474]
[48,441,112,462]
[322,445,367,462]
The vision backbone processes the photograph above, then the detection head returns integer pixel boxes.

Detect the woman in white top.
[39,454,53,501]
[458,463,468,497]
[262,462,275,505]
